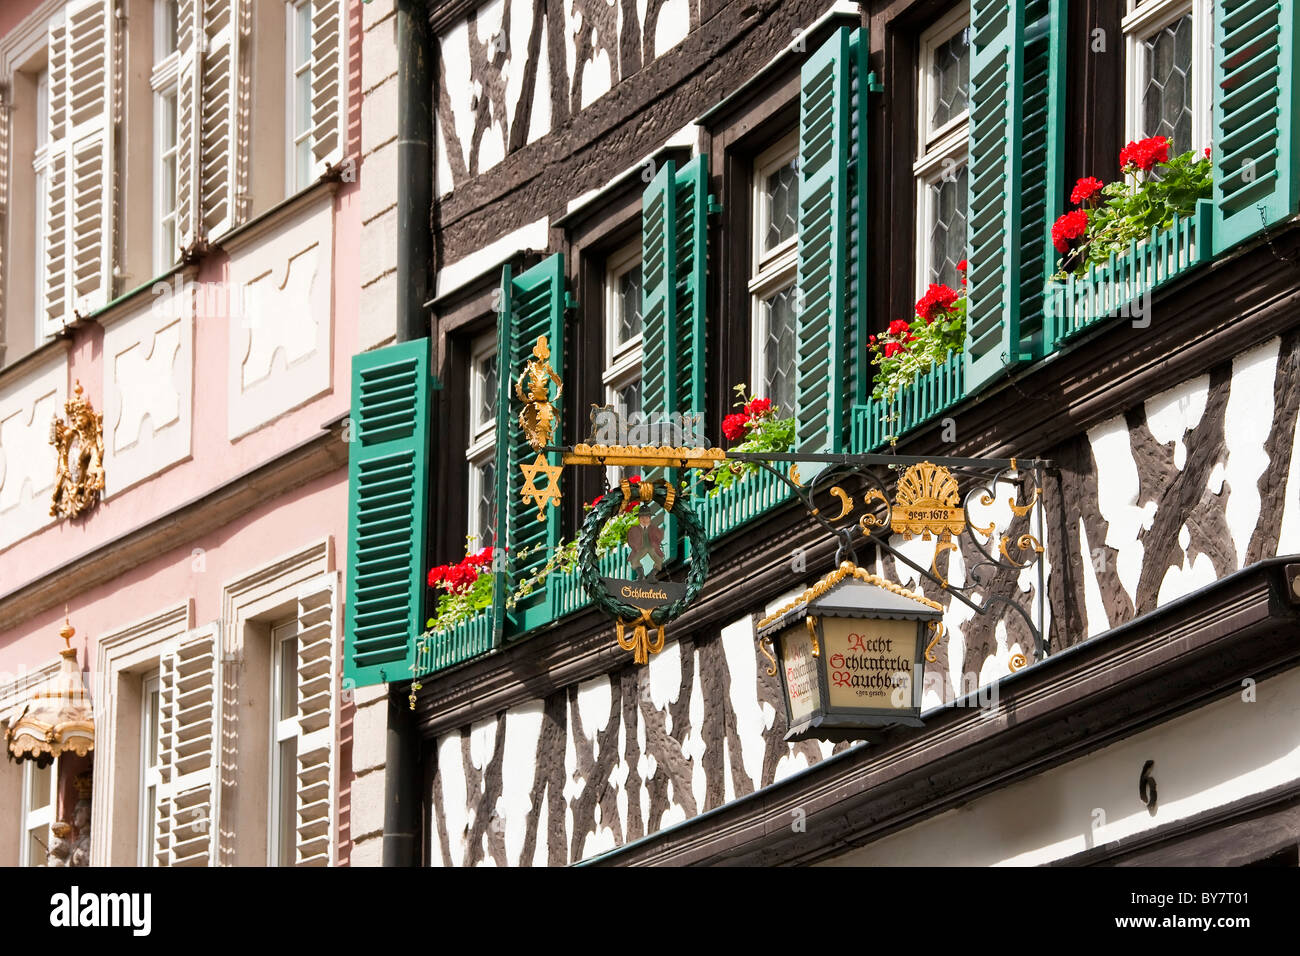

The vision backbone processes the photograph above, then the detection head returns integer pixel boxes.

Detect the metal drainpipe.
[383,0,433,868]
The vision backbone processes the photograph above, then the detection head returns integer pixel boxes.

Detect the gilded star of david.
[519,453,562,522]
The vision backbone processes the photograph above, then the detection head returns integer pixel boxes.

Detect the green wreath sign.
[577,479,709,663]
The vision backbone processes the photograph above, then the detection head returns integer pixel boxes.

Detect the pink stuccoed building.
[0,0,362,866]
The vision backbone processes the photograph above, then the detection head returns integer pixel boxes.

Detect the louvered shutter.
[965,0,1031,391]
[153,623,222,867]
[1029,0,1067,353]
[200,0,250,237]
[62,0,115,316]
[294,572,339,865]
[344,340,432,687]
[0,85,8,338]
[40,11,70,334]
[641,162,678,417]
[175,0,201,252]
[310,0,346,172]
[498,256,567,634]
[795,26,864,456]
[1211,0,1299,252]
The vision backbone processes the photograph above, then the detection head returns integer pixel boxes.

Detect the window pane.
[614,378,642,418]
[29,762,51,811]
[477,354,498,430]
[144,784,157,865]
[147,686,161,766]
[278,737,297,866]
[27,828,46,867]
[474,460,496,546]
[760,286,797,415]
[295,70,313,137]
[616,265,644,344]
[1141,14,1194,156]
[296,3,314,65]
[763,160,799,252]
[163,1,179,55]
[162,94,177,152]
[930,27,970,131]
[279,637,297,723]
[928,163,968,289]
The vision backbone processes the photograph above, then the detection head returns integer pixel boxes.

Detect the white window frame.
[19,758,57,867]
[268,620,299,867]
[286,0,315,195]
[137,671,162,867]
[466,334,498,547]
[602,242,644,485]
[151,1,181,274]
[749,133,799,407]
[913,6,971,297]
[33,67,51,344]
[1122,0,1213,157]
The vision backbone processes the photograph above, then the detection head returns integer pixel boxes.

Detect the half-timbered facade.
[347,0,1300,866]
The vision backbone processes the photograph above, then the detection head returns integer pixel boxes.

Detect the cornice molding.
[0,426,348,633]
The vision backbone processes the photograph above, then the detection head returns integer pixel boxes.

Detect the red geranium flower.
[428,565,448,587]
[915,283,960,323]
[1119,136,1170,173]
[1204,146,1211,159]
[744,397,773,417]
[722,413,750,442]
[887,318,911,335]
[956,259,967,273]
[1070,176,1104,205]
[884,342,905,358]
[1051,209,1089,253]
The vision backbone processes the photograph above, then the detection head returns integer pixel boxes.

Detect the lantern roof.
[757,562,942,636]
[5,615,95,768]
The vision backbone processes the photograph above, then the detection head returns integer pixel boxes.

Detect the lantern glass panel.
[820,617,921,712]
[778,623,822,724]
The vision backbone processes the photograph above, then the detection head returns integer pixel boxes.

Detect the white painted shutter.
[40,12,70,335]
[200,0,250,237]
[153,623,222,867]
[0,83,9,339]
[310,0,346,171]
[64,0,114,316]
[294,572,339,865]
[292,574,338,868]
[175,0,201,252]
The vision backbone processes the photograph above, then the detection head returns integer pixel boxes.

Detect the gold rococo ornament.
[49,380,105,520]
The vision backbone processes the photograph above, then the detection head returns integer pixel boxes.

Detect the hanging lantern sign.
[756,563,942,742]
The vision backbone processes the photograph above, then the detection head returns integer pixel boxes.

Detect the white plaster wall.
[101,291,194,496]
[820,665,1300,866]
[226,198,335,439]
[0,352,66,550]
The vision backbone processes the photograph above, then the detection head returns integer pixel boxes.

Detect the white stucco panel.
[1222,337,1279,568]
[227,198,335,438]
[0,352,66,550]
[102,292,193,497]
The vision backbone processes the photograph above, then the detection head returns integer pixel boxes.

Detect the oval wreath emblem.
[576,479,709,663]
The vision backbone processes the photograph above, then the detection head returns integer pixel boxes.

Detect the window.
[19,759,56,867]
[32,68,51,342]
[1123,0,1213,158]
[287,0,315,193]
[152,0,181,272]
[914,6,970,294]
[268,621,298,867]
[749,133,799,415]
[604,242,643,482]
[466,337,498,547]
[138,672,162,867]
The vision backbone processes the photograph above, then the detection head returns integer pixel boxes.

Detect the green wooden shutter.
[965,0,1030,391]
[1211,0,1299,253]
[673,156,710,418]
[498,255,568,635]
[1021,0,1066,357]
[642,161,678,418]
[344,339,432,688]
[795,26,864,455]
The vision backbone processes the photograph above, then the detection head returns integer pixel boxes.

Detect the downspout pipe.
[383,0,434,868]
